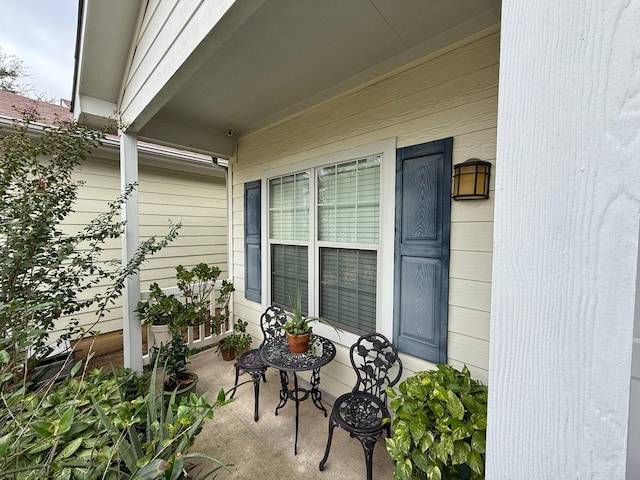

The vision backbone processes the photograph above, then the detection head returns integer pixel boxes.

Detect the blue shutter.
[244,180,261,302]
[394,138,452,363]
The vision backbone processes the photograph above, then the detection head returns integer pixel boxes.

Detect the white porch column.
[120,131,143,373]
[488,1,640,479]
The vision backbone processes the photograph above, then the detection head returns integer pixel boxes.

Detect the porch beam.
[488,0,640,478]
[120,131,143,373]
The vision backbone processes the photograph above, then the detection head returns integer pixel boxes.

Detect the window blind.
[271,244,308,313]
[317,156,380,244]
[269,173,309,241]
[320,248,376,333]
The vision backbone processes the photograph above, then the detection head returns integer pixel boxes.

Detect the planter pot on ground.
[150,324,171,348]
[220,345,236,361]
[286,332,311,353]
[164,372,198,401]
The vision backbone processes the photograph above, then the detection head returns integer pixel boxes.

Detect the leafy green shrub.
[0,360,230,479]
[386,364,488,480]
[0,109,179,390]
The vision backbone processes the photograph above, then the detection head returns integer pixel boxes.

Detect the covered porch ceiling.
[75,0,501,158]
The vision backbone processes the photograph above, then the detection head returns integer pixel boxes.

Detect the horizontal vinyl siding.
[56,156,227,336]
[231,28,499,395]
[121,0,234,123]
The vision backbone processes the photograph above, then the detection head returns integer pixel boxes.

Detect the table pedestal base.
[275,369,327,454]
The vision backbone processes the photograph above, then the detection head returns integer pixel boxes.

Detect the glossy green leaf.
[433,386,448,402]
[426,464,442,480]
[471,431,486,454]
[411,450,430,473]
[55,437,83,460]
[446,390,465,420]
[69,360,83,378]
[467,450,484,475]
[393,459,413,480]
[0,434,11,456]
[451,419,474,441]
[32,421,55,437]
[409,418,426,443]
[451,441,471,465]
[471,413,487,430]
[58,407,74,434]
[0,349,10,363]
[418,431,435,452]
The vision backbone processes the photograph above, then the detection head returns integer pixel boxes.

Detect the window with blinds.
[268,155,380,334]
[320,248,376,333]
[271,244,308,313]
[269,173,309,241]
[317,156,380,244]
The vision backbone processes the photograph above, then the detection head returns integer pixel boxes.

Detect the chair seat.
[236,348,266,372]
[332,392,388,435]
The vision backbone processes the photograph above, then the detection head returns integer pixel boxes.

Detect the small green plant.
[137,264,235,333]
[281,287,337,336]
[216,319,253,357]
[136,282,186,329]
[95,360,231,479]
[386,364,488,480]
[153,330,193,391]
[177,263,234,329]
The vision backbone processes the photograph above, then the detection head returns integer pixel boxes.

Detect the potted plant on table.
[282,288,339,353]
[216,319,253,361]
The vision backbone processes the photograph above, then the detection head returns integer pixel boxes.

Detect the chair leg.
[252,374,261,422]
[230,362,240,399]
[319,415,337,471]
[357,435,378,480]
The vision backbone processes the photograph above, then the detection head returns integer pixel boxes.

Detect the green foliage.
[136,283,186,329]
[386,364,488,480]
[0,110,179,390]
[153,330,192,390]
[0,361,230,479]
[137,264,234,333]
[0,110,223,478]
[140,264,234,388]
[281,286,338,336]
[216,319,253,357]
[0,47,31,95]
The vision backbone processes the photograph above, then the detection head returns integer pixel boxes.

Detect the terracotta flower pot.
[286,332,311,353]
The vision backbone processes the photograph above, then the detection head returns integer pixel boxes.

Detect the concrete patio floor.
[186,348,395,480]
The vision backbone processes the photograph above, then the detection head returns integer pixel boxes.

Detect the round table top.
[260,335,336,372]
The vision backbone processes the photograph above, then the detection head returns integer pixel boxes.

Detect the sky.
[0,0,78,101]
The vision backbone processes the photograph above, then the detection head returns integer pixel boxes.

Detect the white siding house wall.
[231,27,499,397]
[61,150,228,335]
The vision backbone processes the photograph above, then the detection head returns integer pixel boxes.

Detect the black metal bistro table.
[260,334,336,454]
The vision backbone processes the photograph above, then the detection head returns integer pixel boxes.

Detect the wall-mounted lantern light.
[452,158,491,200]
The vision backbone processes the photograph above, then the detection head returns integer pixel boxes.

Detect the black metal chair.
[230,305,287,421]
[319,333,402,480]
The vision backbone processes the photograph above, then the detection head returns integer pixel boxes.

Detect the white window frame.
[262,139,396,347]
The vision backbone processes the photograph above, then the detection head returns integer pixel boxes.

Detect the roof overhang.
[73,0,501,158]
